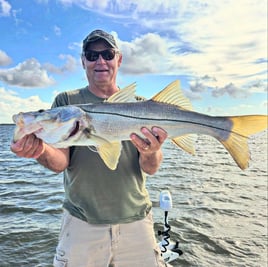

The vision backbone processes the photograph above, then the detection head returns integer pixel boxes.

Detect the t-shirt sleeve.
[51,92,69,108]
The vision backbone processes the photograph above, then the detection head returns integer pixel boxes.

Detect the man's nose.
[96,54,105,62]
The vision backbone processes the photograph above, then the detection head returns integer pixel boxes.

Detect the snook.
[13,80,268,170]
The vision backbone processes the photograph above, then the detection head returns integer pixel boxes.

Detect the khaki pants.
[53,210,168,267]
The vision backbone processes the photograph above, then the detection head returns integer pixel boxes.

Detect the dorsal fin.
[106,83,136,103]
[151,80,193,110]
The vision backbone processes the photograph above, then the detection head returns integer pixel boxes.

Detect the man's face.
[82,40,122,87]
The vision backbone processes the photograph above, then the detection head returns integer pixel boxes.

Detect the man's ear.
[81,55,86,69]
[118,53,123,68]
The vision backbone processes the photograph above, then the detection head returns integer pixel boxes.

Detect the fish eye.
[38,109,45,113]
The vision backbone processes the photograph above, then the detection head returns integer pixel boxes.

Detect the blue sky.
[0,0,267,123]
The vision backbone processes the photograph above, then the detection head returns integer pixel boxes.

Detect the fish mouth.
[68,121,80,138]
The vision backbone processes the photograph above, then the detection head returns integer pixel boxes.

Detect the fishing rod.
[158,190,183,263]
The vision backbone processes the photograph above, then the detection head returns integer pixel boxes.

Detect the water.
[0,124,267,267]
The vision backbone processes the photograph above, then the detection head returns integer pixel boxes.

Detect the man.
[11,29,168,267]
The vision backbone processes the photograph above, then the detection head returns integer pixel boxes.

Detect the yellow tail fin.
[221,115,267,170]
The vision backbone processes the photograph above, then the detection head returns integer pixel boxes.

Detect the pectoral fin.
[86,132,122,170]
[97,142,122,170]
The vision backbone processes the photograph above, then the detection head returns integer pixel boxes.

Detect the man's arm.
[130,127,167,175]
[10,134,69,173]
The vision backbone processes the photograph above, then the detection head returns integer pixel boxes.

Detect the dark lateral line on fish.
[87,110,247,138]
[88,110,194,123]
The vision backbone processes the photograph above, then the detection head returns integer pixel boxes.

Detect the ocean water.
[0,124,267,267]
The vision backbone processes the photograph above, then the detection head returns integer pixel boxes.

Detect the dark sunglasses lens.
[102,50,116,60]
[85,51,99,61]
[85,50,116,61]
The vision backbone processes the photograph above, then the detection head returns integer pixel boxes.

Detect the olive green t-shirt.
[52,86,152,224]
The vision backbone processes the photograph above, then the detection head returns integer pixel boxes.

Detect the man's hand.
[10,134,45,159]
[130,127,168,174]
[10,134,69,173]
[130,127,167,154]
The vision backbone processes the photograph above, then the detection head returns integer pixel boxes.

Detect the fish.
[12,80,268,170]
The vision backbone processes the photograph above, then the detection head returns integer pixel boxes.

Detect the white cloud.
[54,25,62,36]
[59,0,109,10]
[200,100,268,117]
[43,54,78,74]
[211,83,248,99]
[0,54,79,88]
[118,33,172,74]
[0,58,55,88]
[0,50,12,66]
[0,0,11,16]
[0,87,50,123]
[58,0,185,15]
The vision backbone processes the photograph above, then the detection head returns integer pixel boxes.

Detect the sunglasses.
[84,49,118,61]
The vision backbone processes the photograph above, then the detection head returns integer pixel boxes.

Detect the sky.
[0,0,267,123]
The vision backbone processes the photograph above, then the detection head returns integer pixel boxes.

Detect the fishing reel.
[158,190,183,263]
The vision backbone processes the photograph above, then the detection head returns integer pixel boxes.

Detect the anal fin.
[171,134,197,155]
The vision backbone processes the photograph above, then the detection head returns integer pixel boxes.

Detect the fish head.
[12,106,88,146]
